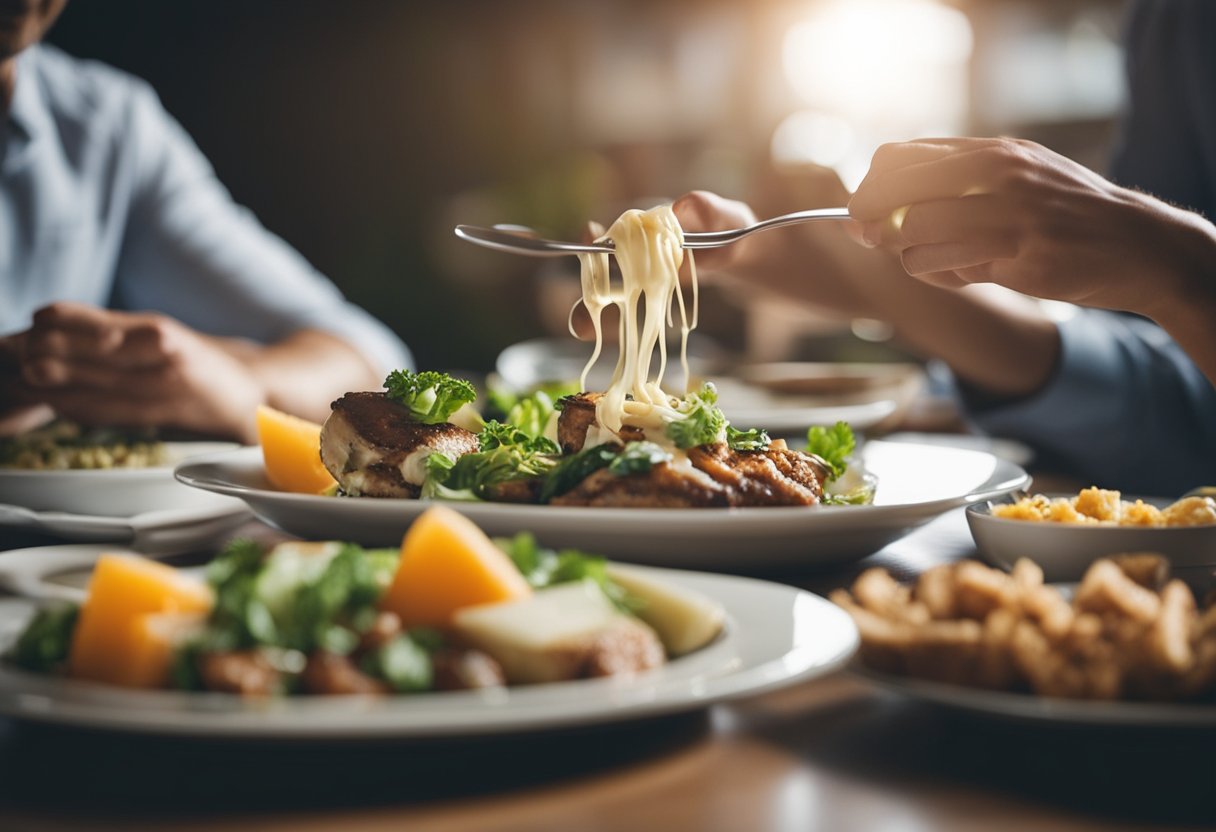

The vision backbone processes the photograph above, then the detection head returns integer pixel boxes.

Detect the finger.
[910,270,970,290]
[850,148,1001,221]
[26,314,177,369]
[0,404,56,437]
[900,238,1018,277]
[23,356,174,394]
[861,195,1009,247]
[35,391,173,430]
[673,190,756,271]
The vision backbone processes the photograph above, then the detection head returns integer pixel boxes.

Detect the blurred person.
[0,1,410,443]
[674,0,1215,494]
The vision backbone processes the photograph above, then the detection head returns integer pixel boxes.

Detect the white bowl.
[966,497,1216,582]
[0,443,244,517]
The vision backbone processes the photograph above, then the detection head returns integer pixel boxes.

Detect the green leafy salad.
[9,530,642,696]
[377,369,871,507]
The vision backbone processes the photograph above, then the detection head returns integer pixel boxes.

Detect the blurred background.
[48,0,1128,373]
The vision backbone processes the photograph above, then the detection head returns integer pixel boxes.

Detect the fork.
[453,207,852,257]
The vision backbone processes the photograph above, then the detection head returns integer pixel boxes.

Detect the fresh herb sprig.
[806,421,856,482]
[384,370,476,425]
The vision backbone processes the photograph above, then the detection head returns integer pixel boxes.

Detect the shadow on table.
[756,688,1216,828]
[0,710,710,817]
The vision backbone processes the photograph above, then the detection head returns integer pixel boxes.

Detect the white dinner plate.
[0,545,858,739]
[0,442,244,517]
[711,363,925,434]
[175,441,1029,568]
[857,664,1216,727]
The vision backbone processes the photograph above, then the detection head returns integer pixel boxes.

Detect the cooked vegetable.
[725,424,771,452]
[384,370,477,425]
[360,634,434,693]
[9,603,78,673]
[606,564,725,656]
[665,383,727,450]
[424,440,559,502]
[256,405,337,494]
[806,421,856,482]
[380,506,533,627]
[495,531,637,613]
[537,443,617,502]
[69,554,214,687]
[483,381,579,429]
[478,421,558,455]
[451,581,664,684]
[607,441,671,475]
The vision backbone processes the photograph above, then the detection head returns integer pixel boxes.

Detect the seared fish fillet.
[320,392,479,498]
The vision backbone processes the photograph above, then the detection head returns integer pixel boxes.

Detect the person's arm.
[847,136,1216,389]
[673,187,1059,398]
[100,78,410,432]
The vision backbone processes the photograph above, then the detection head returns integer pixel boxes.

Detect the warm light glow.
[778,0,973,186]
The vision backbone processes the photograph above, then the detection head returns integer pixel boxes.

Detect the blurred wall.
[46,0,1128,372]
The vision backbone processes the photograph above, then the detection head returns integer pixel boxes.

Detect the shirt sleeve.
[954,311,1216,495]
[1108,0,1213,214]
[109,80,412,376]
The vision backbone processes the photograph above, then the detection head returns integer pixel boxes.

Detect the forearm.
[1146,218,1216,388]
[221,329,382,426]
[852,268,1060,397]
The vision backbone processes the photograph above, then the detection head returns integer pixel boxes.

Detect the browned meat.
[554,442,827,508]
[357,611,404,652]
[300,651,389,695]
[557,392,643,454]
[552,460,729,507]
[197,650,282,696]
[579,625,666,678]
[689,443,826,506]
[319,391,479,498]
[485,477,544,504]
[432,648,507,691]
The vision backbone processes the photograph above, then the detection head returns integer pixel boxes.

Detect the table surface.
[0,510,1213,832]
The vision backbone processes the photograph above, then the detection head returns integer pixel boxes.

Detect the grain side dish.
[0,422,167,470]
[992,487,1216,527]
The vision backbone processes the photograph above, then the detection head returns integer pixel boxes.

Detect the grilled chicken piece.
[552,460,729,507]
[554,442,827,508]
[558,392,643,454]
[320,392,479,498]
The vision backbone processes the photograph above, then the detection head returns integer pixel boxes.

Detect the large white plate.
[175,441,1029,568]
[0,442,244,517]
[0,545,858,739]
[857,664,1216,727]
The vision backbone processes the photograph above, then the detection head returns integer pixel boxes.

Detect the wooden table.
[0,511,1212,832]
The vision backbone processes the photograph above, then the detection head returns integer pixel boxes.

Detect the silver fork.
[454,207,852,257]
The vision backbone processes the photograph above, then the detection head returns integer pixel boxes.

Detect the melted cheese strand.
[575,205,697,438]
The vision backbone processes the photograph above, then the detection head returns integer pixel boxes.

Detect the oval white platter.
[175,440,1029,568]
[0,545,857,739]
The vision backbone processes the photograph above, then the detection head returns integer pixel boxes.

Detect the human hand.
[849,137,1216,318]
[671,165,902,320]
[17,302,266,442]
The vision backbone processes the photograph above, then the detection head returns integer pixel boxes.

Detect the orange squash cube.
[255,404,336,494]
[380,506,532,627]
[70,554,214,688]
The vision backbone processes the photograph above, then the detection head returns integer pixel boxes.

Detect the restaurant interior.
[2,0,1215,830]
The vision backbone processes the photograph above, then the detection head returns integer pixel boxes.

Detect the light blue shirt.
[1,45,411,374]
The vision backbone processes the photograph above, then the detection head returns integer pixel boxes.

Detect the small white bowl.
[0,442,242,518]
[966,497,1216,583]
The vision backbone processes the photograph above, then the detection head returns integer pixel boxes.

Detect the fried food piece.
[1160,496,1216,527]
[1074,560,1161,623]
[1109,553,1170,591]
[834,555,1216,704]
